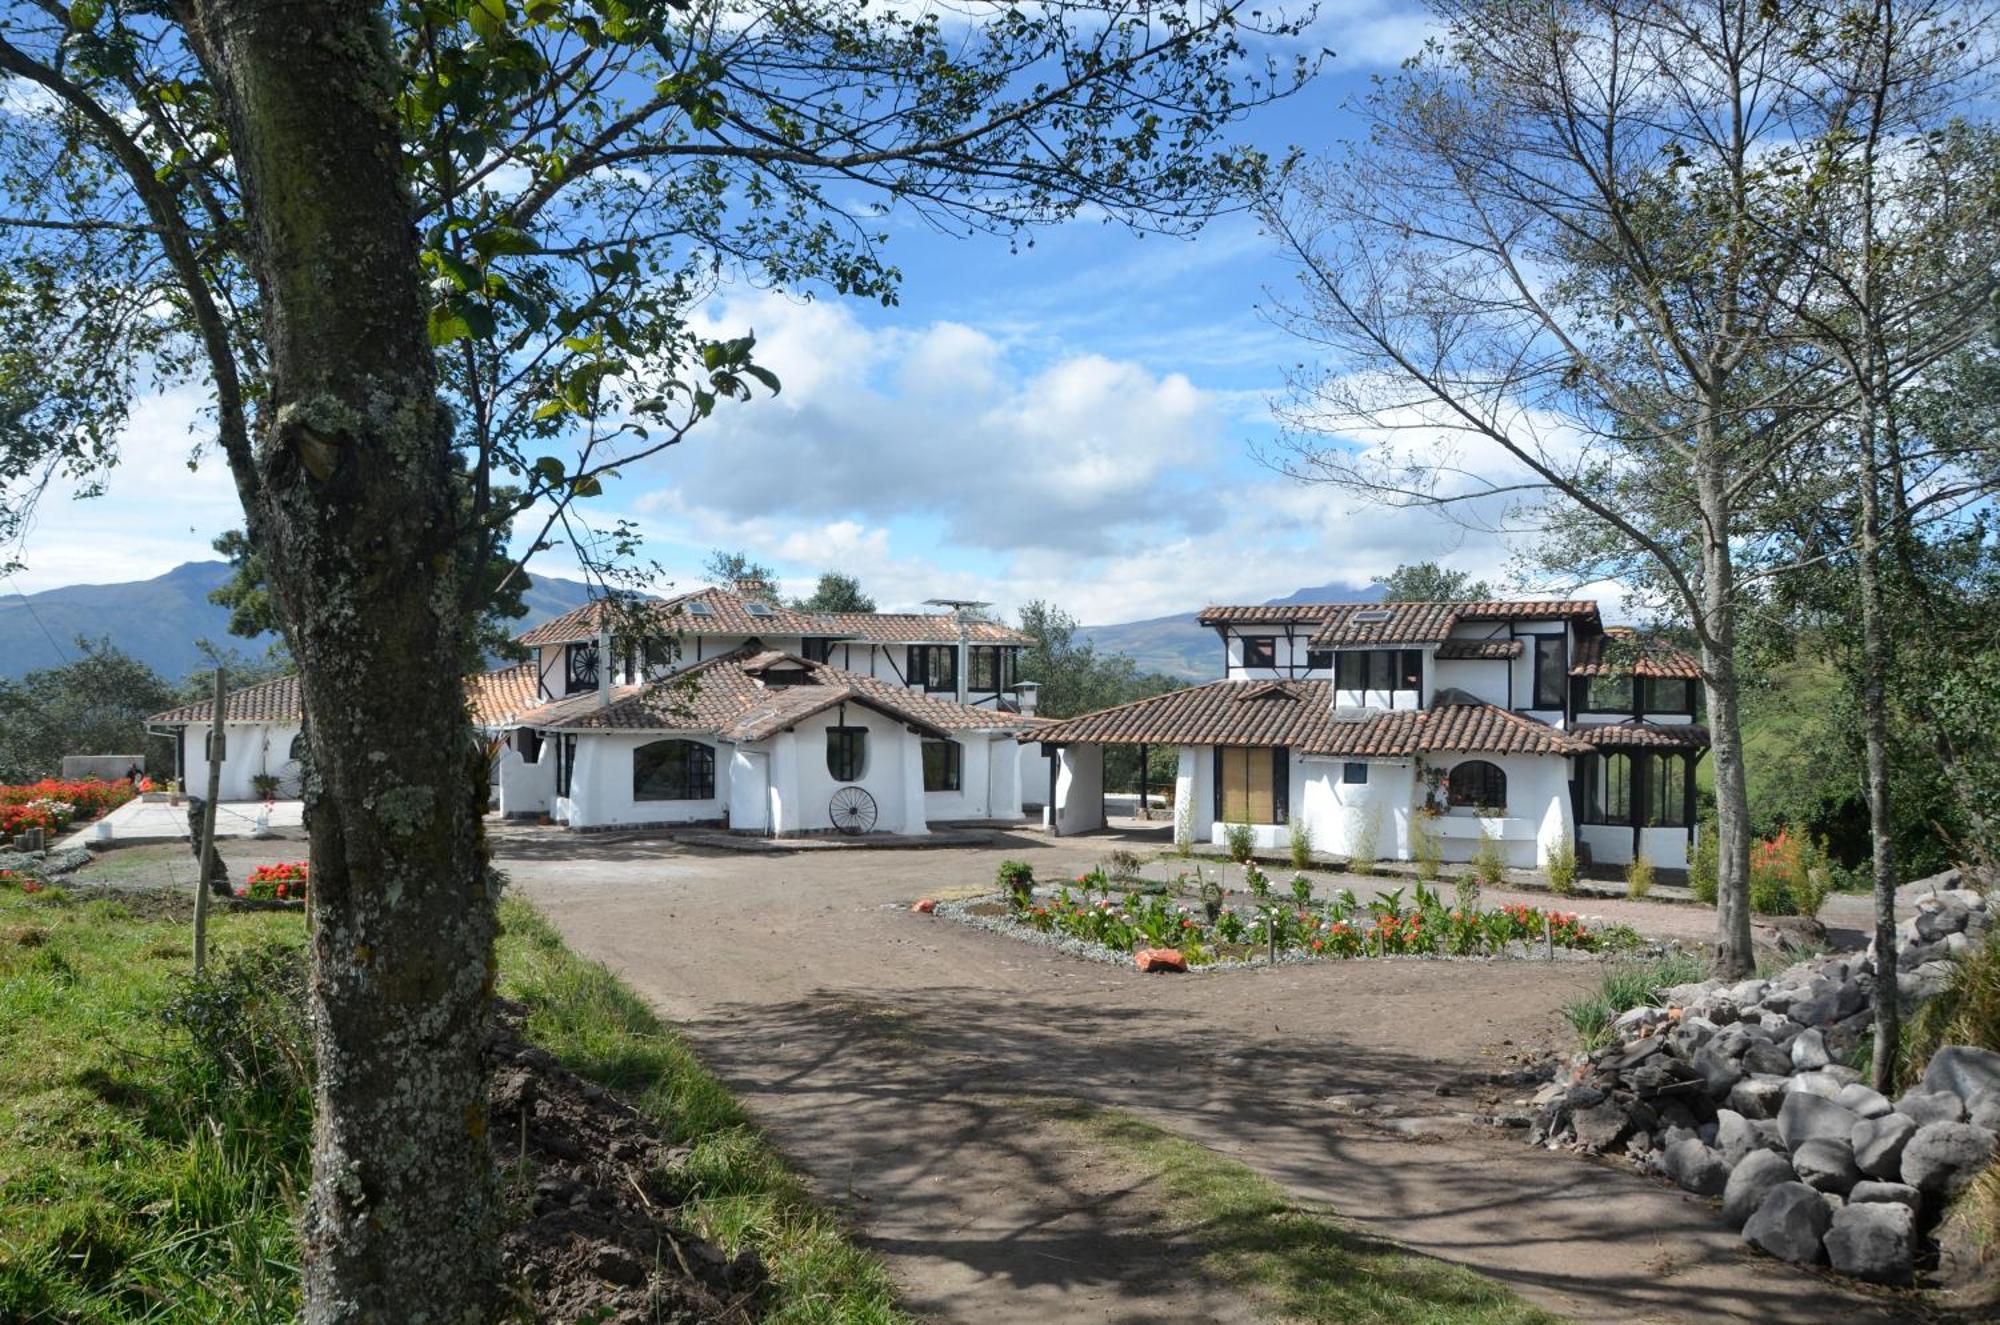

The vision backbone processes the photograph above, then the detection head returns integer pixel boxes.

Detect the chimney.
[597,622,612,708]
[1014,681,1040,716]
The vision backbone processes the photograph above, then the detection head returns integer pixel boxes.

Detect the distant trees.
[792,572,876,614]
[1374,562,1492,603]
[0,640,174,780]
[702,550,778,597]
[1017,600,1181,791]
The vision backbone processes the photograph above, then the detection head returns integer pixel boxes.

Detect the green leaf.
[471,226,540,259]
[427,305,473,347]
[468,0,509,42]
[530,399,567,422]
[531,456,567,484]
[69,0,102,30]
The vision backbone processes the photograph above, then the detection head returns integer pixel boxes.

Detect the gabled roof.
[148,673,304,726]
[522,649,1045,738]
[467,662,542,727]
[1435,639,1524,661]
[1573,721,1712,750]
[1570,629,1702,679]
[1028,679,1590,757]
[516,586,1031,648]
[1194,599,1600,646]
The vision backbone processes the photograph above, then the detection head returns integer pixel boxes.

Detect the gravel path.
[502,827,1924,1325]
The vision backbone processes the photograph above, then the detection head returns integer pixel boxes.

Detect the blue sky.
[8,2,1611,626]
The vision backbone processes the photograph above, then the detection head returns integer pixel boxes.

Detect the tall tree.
[792,571,875,613]
[1261,0,1867,976]
[0,638,174,779]
[0,0,1311,1312]
[702,548,778,596]
[1373,561,1492,602]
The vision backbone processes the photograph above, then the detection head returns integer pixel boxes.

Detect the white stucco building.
[1033,599,1707,872]
[146,673,309,801]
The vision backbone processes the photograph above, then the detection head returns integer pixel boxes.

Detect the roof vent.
[745,601,774,618]
[685,600,713,617]
[1351,608,1394,624]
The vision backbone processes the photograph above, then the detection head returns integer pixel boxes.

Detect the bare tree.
[1259,0,1870,976]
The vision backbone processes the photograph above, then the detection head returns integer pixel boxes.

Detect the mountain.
[0,561,598,682]
[1079,581,1387,681]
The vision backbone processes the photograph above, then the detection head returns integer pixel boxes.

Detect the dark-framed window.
[1532,634,1567,709]
[1645,677,1694,714]
[1306,648,1334,671]
[1334,649,1423,691]
[1342,761,1369,785]
[555,733,577,797]
[907,645,957,693]
[1447,760,1507,810]
[565,641,600,695]
[968,646,1014,692]
[1580,752,1632,824]
[827,726,869,781]
[633,739,715,801]
[517,728,544,764]
[287,734,307,763]
[1584,673,1634,713]
[1240,636,1277,668]
[922,738,962,792]
[1646,753,1690,826]
[801,637,836,664]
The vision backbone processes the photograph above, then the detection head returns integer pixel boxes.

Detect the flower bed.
[240,861,309,903]
[945,863,1641,971]
[0,778,137,845]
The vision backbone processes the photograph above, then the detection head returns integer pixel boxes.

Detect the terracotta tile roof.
[148,673,304,726]
[1196,599,1600,645]
[527,650,1041,738]
[1573,721,1712,750]
[1029,680,1589,756]
[517,587,1030,648]
[1196,603,1352,624]
[1570,630,1703,679]
[467,663,544,727]
[1435,639,1524,661]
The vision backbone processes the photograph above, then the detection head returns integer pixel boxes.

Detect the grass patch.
[1562,951,1714,1052]
[0,881,906,1324]
[1035,1099,1559,1325]
[496,898,908,1324]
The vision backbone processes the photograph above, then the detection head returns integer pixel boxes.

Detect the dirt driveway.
[499,827,1918,1325]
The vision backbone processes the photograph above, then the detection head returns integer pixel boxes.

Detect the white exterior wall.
[1020,744,1053,812]
[1583,822,1695,870]
[779,705,926,835]
[496,737,554,817]
[923,734,1026,823]
[987,737,1023,821]
[1296,757,1416,859]
[557,733,730,830]
[1431,658,1511,707]
[1422,753,1571,868]
[1174,744,1210,845]
[728,748,770,833]
[185,722,304,801]
[1053,744,1105,835]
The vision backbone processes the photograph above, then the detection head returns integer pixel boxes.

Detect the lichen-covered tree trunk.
[188,2,498,1319]
[1696,442,1756,981]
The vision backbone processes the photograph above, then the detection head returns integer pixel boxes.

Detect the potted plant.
[251,772,282,801]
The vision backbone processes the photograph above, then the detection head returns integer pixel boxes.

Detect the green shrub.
[1902,928,2000,1090]
[1225,821,1255,864]
[1472,830,1506,886]
[996,860,1034,911]
[1626,855,1654,900]
[1289,873,1313,908]
[1106,848,1144,882]
[1453,871,1481,914]
[1688,818,1719,904]
[1287,815,1314,871]
[1747,831,1831,918]
[1245,864,1271,900]
[1346,808,1379,876]
[1564,951,1712,1050]
[1545,839,1577,896]
[1410,815,1442,882]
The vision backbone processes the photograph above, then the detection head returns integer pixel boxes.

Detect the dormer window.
[1241,636,1277,668]
[1532,634,1567,709]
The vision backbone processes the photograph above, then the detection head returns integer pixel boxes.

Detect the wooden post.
[1138,744,1148,820]
[193,666,226,975]
[1543,910,1555,962]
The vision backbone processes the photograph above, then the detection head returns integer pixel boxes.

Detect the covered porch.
[1571,723,1708,871]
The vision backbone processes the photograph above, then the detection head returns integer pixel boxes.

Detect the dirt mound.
[490,1004,764,1323]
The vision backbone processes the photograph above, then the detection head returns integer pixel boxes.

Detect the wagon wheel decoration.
[829,786,878,835]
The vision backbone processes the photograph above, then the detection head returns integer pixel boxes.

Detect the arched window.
[826,726,868,782]
[633,740,715,801]
[1447,760,1507,810]
[288,734,307,763]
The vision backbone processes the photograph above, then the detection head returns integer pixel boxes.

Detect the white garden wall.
[557,733,729,830]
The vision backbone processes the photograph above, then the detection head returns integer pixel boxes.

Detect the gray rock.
[1946,931,1974,958]
[1850,1112,1919,1181]
[1785,1071,1846,1102]
[1662,979,1723,1008]
[1791,1137,1863,1194]
[1825,1201,1917,1285]
[1669,1015,1719,1056]
[1900,1121,1998,1198]
[1743,1182,1832,1264]
[1572,1100,1632,1152]
[1729,1075,1791,1121]
[1899,961,1957,1005]
[1694,1044,1745,1099]
[1717,1109,1784,1168]
[1896,1089,1968,1125]
[1937,886,1988,910]
[1922,1046,2000,1106]
[1615,1004,1669,1035]
[1777,1092,1860,1151]
[1724,1150,1800,1229]
[1790,1028,1831,1071]
[1726,978,1769,1007]
[1792,981,1867,1029]
[1914,895,1971,941]
[1849,1180,1922,1213]
[1970,1087,2000,1133]
[1835,1083,1892,1119]
[1820,1064,1863,1086]
[1742,1041,1794,1077]
[1663,1138,1730,1196]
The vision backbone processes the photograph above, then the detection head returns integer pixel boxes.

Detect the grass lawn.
[0,880,906,1323]
[1036,1100,1563,1325]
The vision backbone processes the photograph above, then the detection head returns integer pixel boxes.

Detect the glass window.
[1446,760,1507,810]
[1585,673,1634,712]
[1647,753,1689,826]
[1533,634,1567,709]
[908,646,956,692]
[1342,761,1368,785]
[1306,648,1334,671]
[801,637,835,663]
[565,641,600,695]
[1646,677,1693,713]
[1366,650,1392,690]
[922,739,962,792]
[288,734,307,763]
[969,647,1002,691]
[1584,752,1632,824]
[827,726,869,781]
[633,739,715,801]
[1335,650,1422,690]
[1335,652,1364,688]
[1218,746,1276,822]
[1242,636,1277,668]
